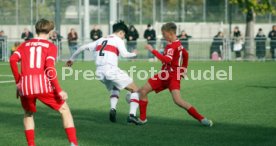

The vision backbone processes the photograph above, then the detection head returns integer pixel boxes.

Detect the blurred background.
[0,0,276,61]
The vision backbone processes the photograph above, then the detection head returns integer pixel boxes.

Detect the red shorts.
[148,72,181,93]
[20,92,65,112]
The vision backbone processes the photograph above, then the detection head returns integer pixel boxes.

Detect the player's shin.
[65,127,78,146]
[24,112,35,146]
[110,90,120,109]
[187,107,204,121]
[59,103,78,145]
[129,92,139,116]
[25,129,35,146]
[139,99,148,121]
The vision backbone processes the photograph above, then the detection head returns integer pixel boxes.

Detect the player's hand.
[59,91,68,100]
[145,44,154,51]
[181,67,188,78]
[66,60,73,67]
[132,50,138,55]
[16,83,22,99]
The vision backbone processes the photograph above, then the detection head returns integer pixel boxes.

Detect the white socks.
[110,96,118,109]
[129,92,139,116]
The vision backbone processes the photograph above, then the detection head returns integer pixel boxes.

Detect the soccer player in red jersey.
[139,22,213,127]
[9,19,78,146]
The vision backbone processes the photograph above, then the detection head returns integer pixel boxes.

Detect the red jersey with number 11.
[10,38,62,96]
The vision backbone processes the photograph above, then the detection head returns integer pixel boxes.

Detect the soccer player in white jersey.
[66,21,141,125]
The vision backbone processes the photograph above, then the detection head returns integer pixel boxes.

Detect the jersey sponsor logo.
[167,48,174,56]
[26,41,50,48]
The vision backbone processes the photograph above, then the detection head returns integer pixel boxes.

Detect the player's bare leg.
[58,102,78,145]
[23,111,35,146]
[138,82,153,124]
[125,82,141,125]
[170,90,213,127]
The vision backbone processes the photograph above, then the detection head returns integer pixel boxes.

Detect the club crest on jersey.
[178,45,184,51]
[167,48,174,56]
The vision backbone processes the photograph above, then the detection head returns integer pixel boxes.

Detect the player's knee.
[138,88,147,98]
[24,111,34,117]
[127,83,139,93]
[110,90,120,97]
[130,92,139,100]
[58,103,70,114]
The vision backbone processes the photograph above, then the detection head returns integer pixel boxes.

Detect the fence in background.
[1,38,275,62]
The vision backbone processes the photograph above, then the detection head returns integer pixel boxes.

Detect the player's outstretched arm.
[145,44,172,63]
[117,39,137,58]
[67,41,98,66]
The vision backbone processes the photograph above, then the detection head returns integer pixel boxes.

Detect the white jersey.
[70,34,136,67]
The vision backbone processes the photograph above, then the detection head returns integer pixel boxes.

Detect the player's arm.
[9,50,21,84]
[145,44,172,63]
[45,45,63,94]
[67,41,97,66]
[117,39,136,58]
[180,49,189,78]
[182,48,189,68]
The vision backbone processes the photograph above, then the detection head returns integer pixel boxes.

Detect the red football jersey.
[10,38,62,96]
[152,40,188,74]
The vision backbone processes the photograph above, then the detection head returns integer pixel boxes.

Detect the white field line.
[0,75,13,77]
[0,80,14,83]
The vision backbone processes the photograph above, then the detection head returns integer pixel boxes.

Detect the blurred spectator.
[90,25,103,41]
[21,28,34,41]
[67,28,78,55]
[0,30,7,60]
[268,25,276,60]
[177,30,192,50]
[160,37,167,53]
[49,31,63,57]
[11,42,21,55]
[232,26,243,60]
[210,31,224,60]
[0,30,4,37]
[126,25,139,54]
[49,30,62,44]
[144,24,156,60]
[255,28,267,60]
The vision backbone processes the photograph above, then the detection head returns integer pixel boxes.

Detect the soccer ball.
[125,91,131,104]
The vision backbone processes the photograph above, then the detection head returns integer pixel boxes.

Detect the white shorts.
[96,65,133,91]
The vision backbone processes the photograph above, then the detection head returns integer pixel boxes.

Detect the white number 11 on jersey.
[30,46,42,68]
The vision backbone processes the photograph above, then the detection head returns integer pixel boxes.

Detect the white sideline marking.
[0,80,14,83]
[0,75,13,77]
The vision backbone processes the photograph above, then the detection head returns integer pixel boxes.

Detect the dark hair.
[35,18,54,34]
[147,24,151,27]
[113,20,128,34]
[161,22,177,34]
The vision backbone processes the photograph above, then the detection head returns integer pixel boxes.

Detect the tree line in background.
[1,0,275,25]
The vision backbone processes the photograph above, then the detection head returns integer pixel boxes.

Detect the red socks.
[25,128,77,145]
[65,127,78,145]
[187,107,204,121]
[139,100,148,121]
[25,130,35,146]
